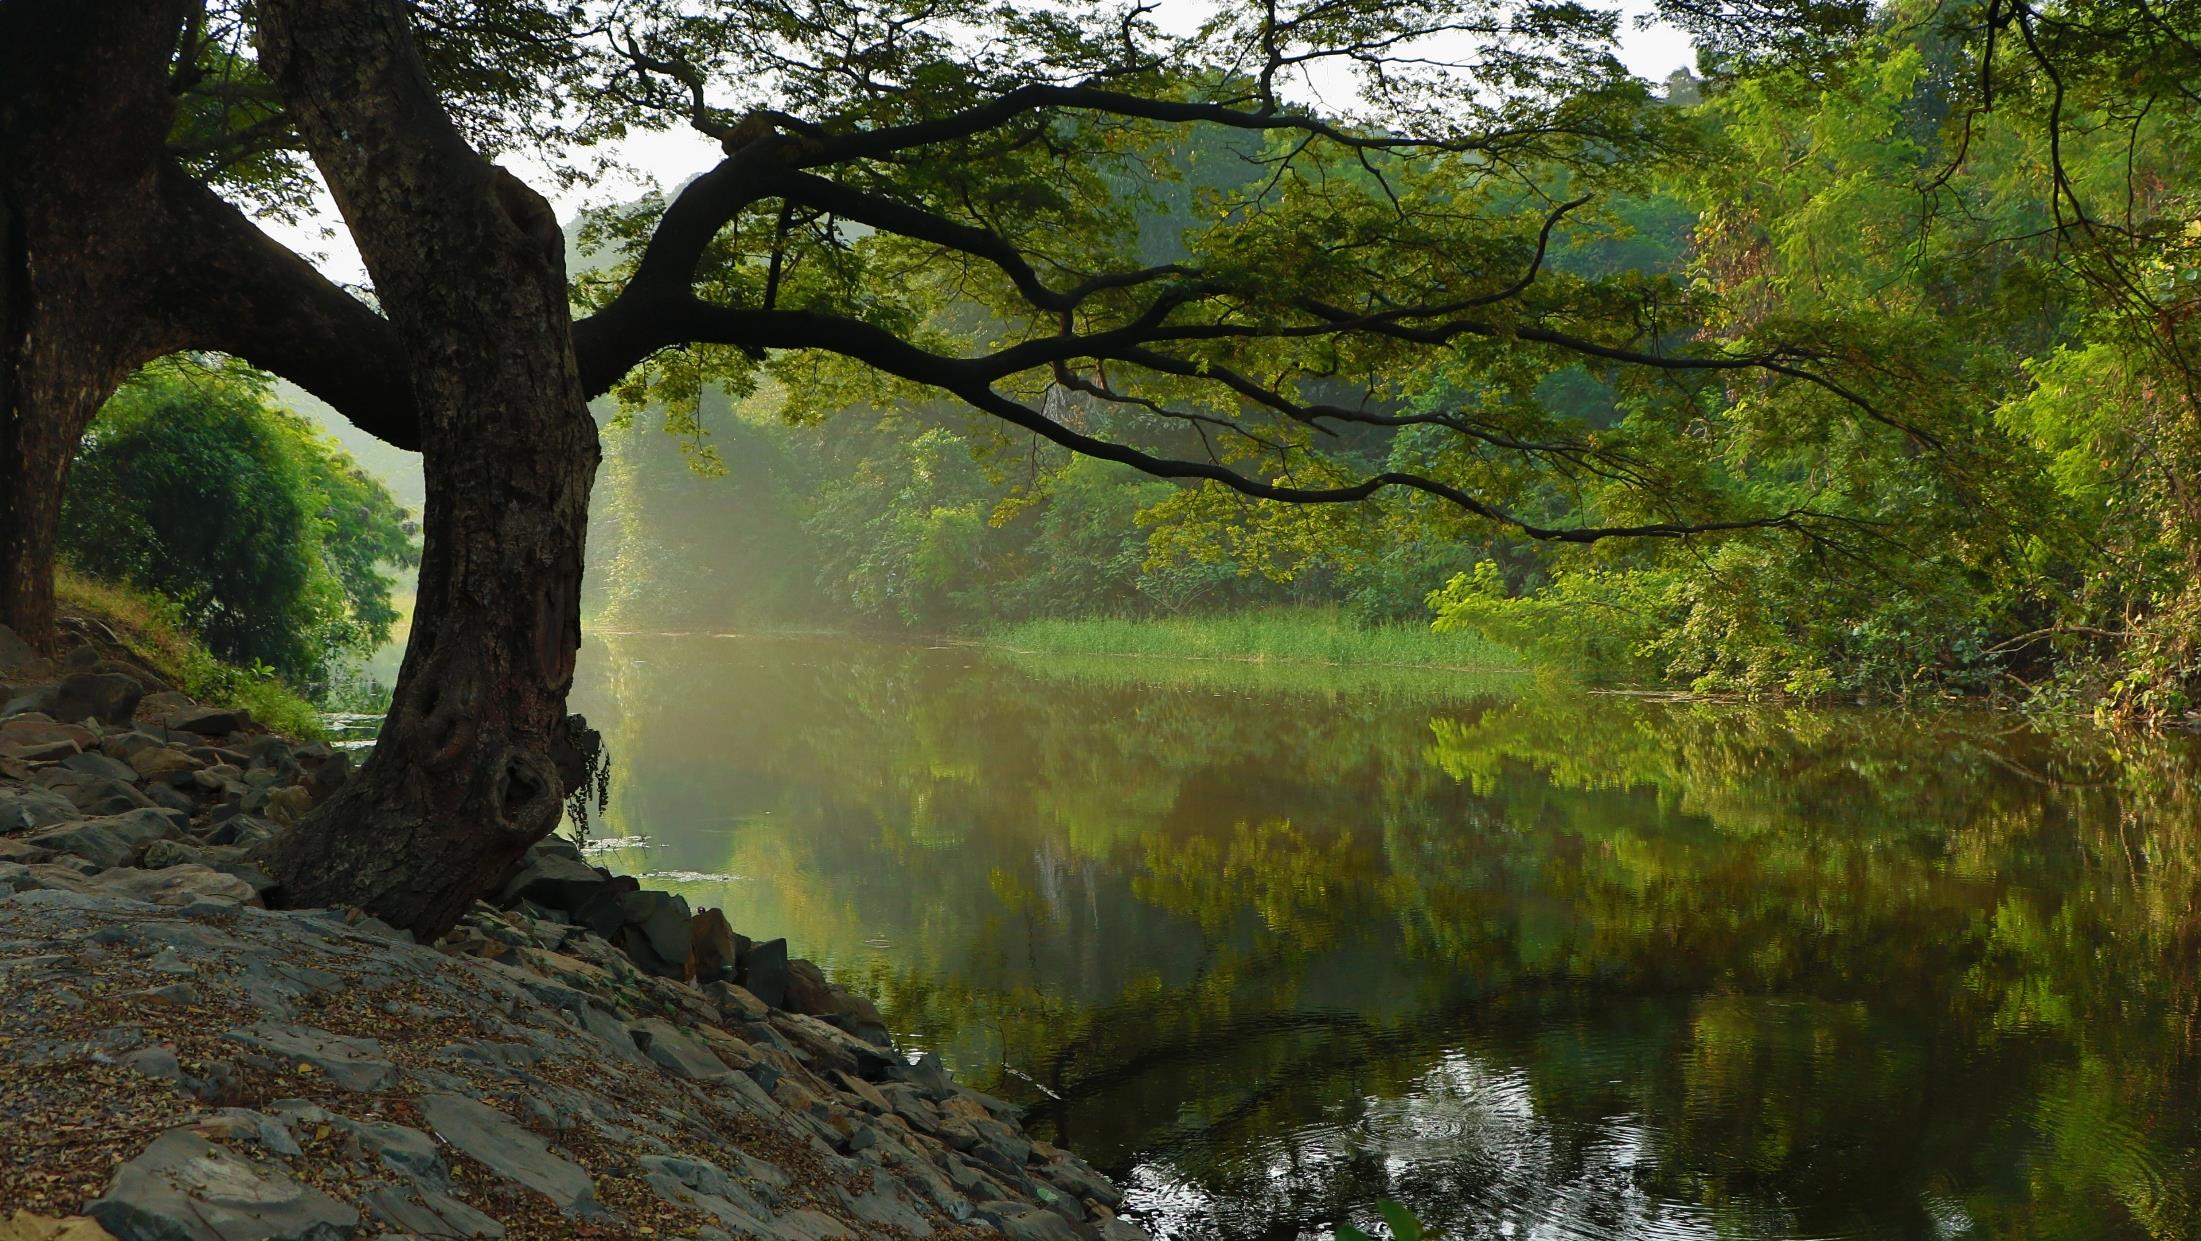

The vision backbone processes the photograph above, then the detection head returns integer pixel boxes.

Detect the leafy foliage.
[54,571,328,738]
[150,0,2201,718]
[60,360,419,688]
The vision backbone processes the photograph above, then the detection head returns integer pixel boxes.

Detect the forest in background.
[577,14,2200,719]
[62,7,2200,722]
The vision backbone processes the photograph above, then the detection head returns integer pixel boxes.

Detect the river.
[566,631,2201,1241]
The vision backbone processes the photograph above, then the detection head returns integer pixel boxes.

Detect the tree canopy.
[2,0,2195,934]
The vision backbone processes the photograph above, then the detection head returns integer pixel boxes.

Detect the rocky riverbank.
[0,619,1147,1241]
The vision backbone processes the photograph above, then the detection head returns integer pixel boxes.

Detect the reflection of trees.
[571,636,2201,1241]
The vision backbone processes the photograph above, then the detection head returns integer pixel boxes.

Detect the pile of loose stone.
[0,621,1147,1241]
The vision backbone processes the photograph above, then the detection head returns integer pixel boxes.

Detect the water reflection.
[569,633,2201,1241]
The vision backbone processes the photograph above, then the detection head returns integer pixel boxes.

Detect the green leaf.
[1377,1200,1425,1241]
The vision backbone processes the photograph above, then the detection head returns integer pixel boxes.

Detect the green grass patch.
[991,608,1528,669]
[57,570,328,739]
[983,608,1536,698]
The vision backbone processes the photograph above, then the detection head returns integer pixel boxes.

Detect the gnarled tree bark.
[0,1,192,651]
[254,0,601,938]
[0,0,424,651]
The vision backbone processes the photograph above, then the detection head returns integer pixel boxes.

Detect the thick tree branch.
[645,295,1853,545]
[154,167,423,450]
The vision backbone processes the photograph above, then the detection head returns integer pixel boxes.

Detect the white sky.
[266,2,1695,285]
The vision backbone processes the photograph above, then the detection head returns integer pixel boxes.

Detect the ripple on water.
[578,835,651,854]
[1124,1043,1893,1241]
[640,869,748,884]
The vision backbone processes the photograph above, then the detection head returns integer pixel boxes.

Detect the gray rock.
[337,1118,443,1178]
[304,751,351,804]
[48,671,144,726]
[1098,1215,1152,1240]
[205,814,281,849]
[629,1017,732,1082]
[616,889,692,976]
[418,1092,600,1214]
[364,1184,508,1238]
[977,1202,1079,1241]
[974,1117,1035,1168]
[0,686,53,717]
[138,690,195,714]
[142,783,199,815]
[88,863,262,907]
[35,768,158,815]
[140,840,277,897]
[100,729,168,759]
[162,705,254,736]
[1041,1157,1123,1210]
[838,1181,936,1235]
[704,980,771,1022]
[637,1154,776,1232]
[143,838,238,869]
[818,987,892,1049]
[498,850,611,912]
[568,874,643,939]
[0,786,75,833]
[1,736,79,762]
[571,1002,653,1067]
[60,749,138,782]
[240,733,298,770]
[770,1209,858,1241]
[123,1045,185,1083]
[691,908,738,983]
[743,937,791,1008]
[0,623,36,670]
[534,835,583,861]
[784,957,833,1013]
[1,714,91,747]
[225,1023,399,1092]
[0,837,56,864]
[87,1128,360,1241]
[27,808,180,868]
[0,860,90,896]
[194,1108,305,1157]
[129,745,205,783]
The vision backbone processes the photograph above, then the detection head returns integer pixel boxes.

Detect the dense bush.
[60,361,419,689]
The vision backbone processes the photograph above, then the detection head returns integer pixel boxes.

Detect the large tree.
[8,0,2191,935]
[0,1,421,649]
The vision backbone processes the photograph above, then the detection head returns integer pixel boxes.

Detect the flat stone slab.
[0,624,36,671]
[0,787,76,833]
[224,1023,399,1093]
[87,1129,359,1241]
[363,1184,507,1238]
[629,1017,732,1082]
[772,1208,858,1240]
[418,1093,599,1214]
[158,706,253,736]
[638,1154,776,1233]
[0,1210,120,1241]
[88,864,260,908]
[24,809,179,869]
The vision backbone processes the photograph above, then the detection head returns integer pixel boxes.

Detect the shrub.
[60,360,418,690]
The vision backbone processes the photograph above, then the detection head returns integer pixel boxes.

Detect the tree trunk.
[0,188,60,649]
[254,0,601,939]
[0,353,100,653]
[0,1,190,650]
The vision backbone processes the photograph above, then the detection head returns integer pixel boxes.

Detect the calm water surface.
[567,632,2201,1241]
